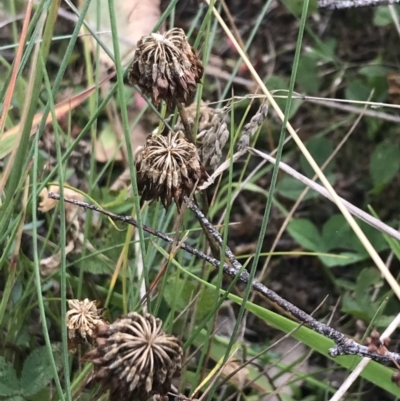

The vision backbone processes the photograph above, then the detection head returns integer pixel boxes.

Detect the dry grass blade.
[205,0,400,302]
[0,72,115,160]
[248,147,400,243]
[0,0,33,138]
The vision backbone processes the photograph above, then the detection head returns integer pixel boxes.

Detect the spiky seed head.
[128,28,203,109]
[136,130,208,209]
[83,312,183,401]
[66,299,106,350]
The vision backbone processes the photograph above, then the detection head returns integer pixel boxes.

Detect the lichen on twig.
[48,192,400,367]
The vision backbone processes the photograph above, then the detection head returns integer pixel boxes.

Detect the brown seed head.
[83,312,183,401]
[365,329,390,356]
[66,299,106,349]
[174,102,229,171]
[128,28,203,109]
[136,130,208,209]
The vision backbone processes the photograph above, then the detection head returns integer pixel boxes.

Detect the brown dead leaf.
[94,124,124,163]
[83,0,162,68]
[38,185,86,275]
[39,185,84,223]
[221,360,249,388]
[40,240,75,276]
[0,73,114,160]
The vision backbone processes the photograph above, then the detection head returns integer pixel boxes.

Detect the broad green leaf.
[300,137,335,178]
[276,176,317,201]
[164,275,216,322]
[280,0,317,16]
[341,294,371,321]
[0,357,20,396]
[287,218,326,252]
[370,141,400,187]
[359,65,389,78]
[374,6,393,26]
[322,214,354,251]
[345,79,371,101]
[322,214,388,256]
[319,252,365,267]
[355,268,382,316]
[5,396,25,401]
[178,264,400,397]
[20,346,58,397]
[357,222,390,255]
[296,55,320,94]
[311,38,337,63]
[267,75,301,119]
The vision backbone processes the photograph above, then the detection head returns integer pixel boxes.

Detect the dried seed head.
[174,102,229,171]
[83,312,183,401]
[128,28,203,109]
[198,117,229,172]
[237,102,269,151]
[365,329,390,356]
[136,130,208,209]
[174,102,219,133]
[66,299,106,349]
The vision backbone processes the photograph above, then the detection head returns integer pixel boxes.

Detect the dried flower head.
[128,28,203,109]
[173,102,229,171]
[83,312,183,401]
[66,299,106,349]
[174,102,218,133]
[136,130,208,209]
[237,102,268,152]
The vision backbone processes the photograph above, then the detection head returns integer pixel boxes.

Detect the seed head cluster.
[83,312,183,401]
[136,130,208,209]
[128,28,203,109]
[66,299,106,350]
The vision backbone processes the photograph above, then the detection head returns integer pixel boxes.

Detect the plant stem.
[48,192,400,366]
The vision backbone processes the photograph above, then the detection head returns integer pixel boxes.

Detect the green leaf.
[4,396,25,401]
[312,38,337,63]
[280,0,317,16]
[355,268,382,310]
[359,65,389,78]
[20,346,57,397]
[176,262,400,397]
[296,55,320,94]
[164,275,216,322]
[267,75,301,119]
[287,218,326,252]
[300,137,335,178]
[345,79,371,101]
[373,6,393,26]
[276,176,317,201]
[370,141,400,187]
[341,294,370,320]
[319,252,365,267]
[0,357,20,396]
[322,214,353,251]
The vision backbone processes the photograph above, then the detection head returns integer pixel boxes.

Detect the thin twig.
[318,0,400,9]
[48,192,400,365]
[248,147,400,243]
[329,313,400,401]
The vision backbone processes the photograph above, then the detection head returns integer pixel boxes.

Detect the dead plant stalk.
[48,192,400,367]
